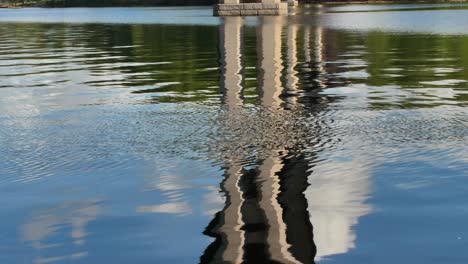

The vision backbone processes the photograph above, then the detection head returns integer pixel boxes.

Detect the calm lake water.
[1,4,468,264]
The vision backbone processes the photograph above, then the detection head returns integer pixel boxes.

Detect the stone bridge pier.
[214,0,298,16]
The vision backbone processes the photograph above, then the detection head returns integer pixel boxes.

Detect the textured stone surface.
[214,9,242,16]
[240,9,259,16]
[242,3,263,10]
[288,0,298,6]
[216,4,241,11]
[214,2,290,16]
[261,3,280,9]
[257,9,280,15]
[219,0,240,4]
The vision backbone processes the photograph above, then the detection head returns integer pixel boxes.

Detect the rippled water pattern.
[0,5,468,264]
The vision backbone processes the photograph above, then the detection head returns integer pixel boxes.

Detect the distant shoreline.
[1,0,467,9]
[315,0,468,4]
[0,0,216,8]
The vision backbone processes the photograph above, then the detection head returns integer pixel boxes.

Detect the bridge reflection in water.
[201,16,372,263]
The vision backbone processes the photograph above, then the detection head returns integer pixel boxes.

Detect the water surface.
[0,4,467,264]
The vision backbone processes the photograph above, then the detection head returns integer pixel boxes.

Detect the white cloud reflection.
[21,200,101,264]
[306,155,373,261]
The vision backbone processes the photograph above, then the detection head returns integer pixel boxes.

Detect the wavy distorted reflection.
[2,7,468,264]
[203,17,313,263]
[21,200,102,264]
[202,17,372,263]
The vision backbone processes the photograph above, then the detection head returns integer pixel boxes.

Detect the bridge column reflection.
[205,18,374,263]
[256,16,303,264]
[284,23,300,105]
[202,16,317,264]
[203,17,246,264]
[220,16,244,110]
[257,16,284,108]
[302,23,373,261]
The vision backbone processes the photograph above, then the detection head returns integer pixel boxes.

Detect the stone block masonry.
[214,2,289,16]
